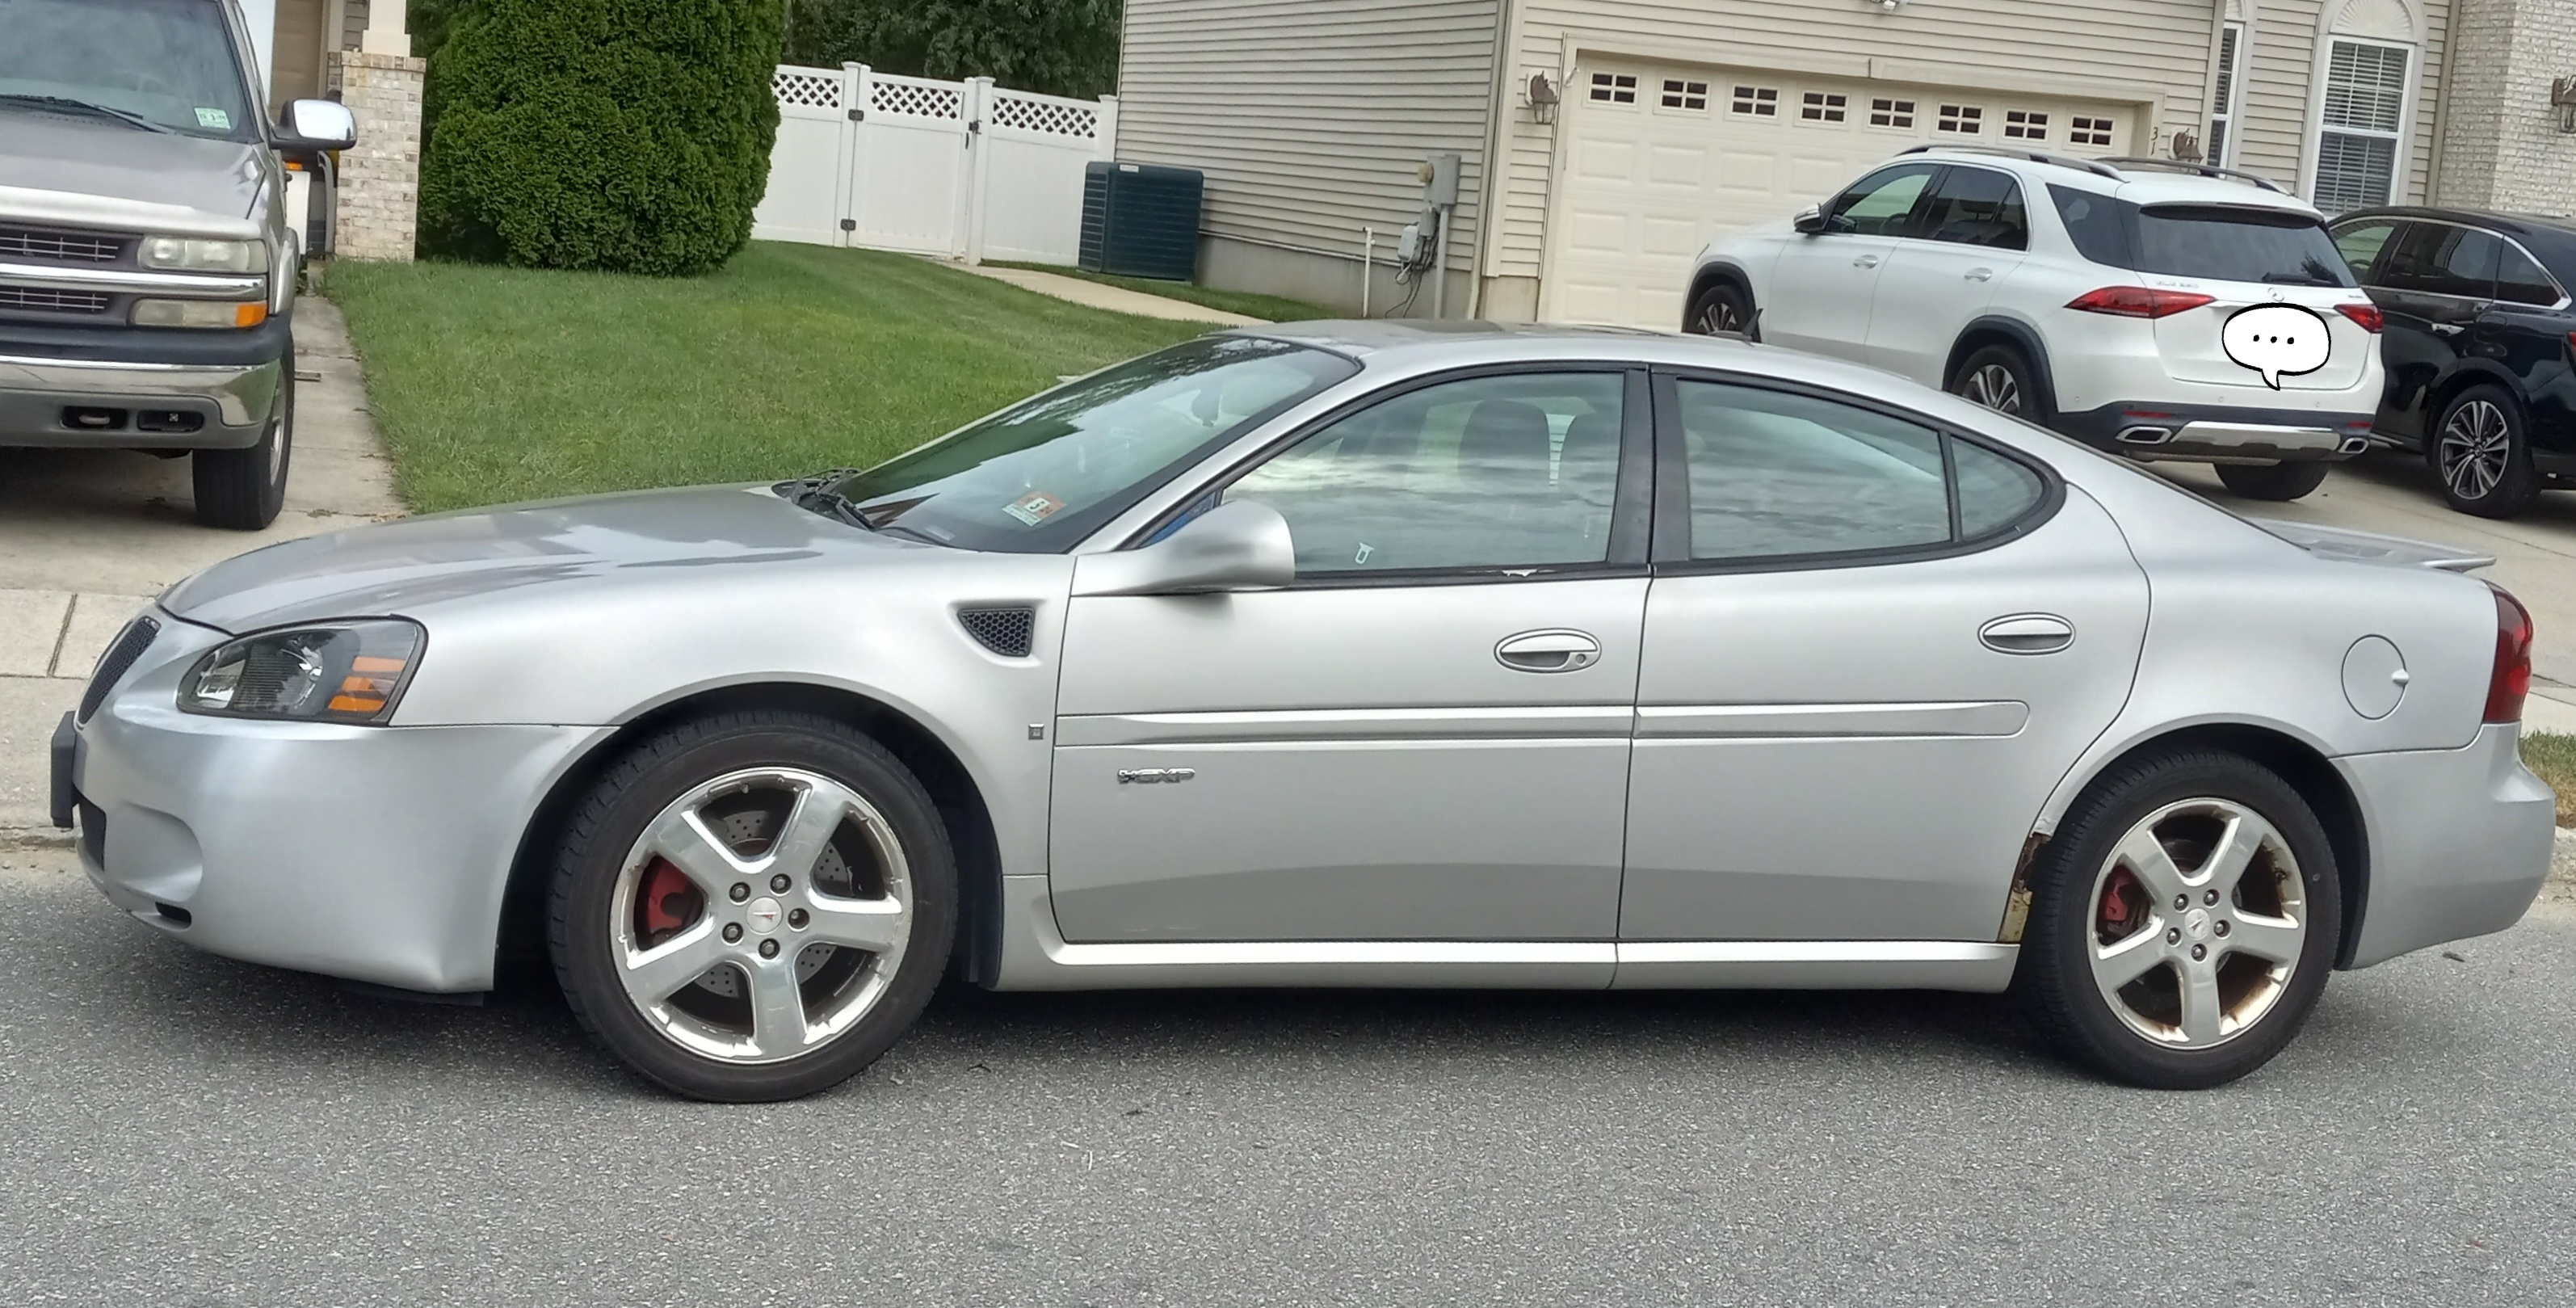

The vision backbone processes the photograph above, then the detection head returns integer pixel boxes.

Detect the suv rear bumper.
[0,318,289,450]
[2056,401,2376,463]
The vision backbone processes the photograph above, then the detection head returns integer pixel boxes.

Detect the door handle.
[1851,254,1881,269]
[1963,267,1994,282]
[1980,613,2075,655]
[2430,322,2464,336]
[1496,629,1602,673]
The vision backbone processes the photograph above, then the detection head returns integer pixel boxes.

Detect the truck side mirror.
[274,99,358,154]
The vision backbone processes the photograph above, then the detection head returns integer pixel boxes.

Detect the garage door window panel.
[1826,165,1939,238]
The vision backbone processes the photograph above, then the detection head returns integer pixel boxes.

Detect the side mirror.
[273,99,358,154]
[1791,205,1828,236]
[1072,500,1296,596]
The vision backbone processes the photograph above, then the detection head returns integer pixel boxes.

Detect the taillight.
[2066,287,2217,318]
[2335,302,2385,333]
[2486,585,2534,724]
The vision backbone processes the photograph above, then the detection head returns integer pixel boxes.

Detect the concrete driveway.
[0,298,400,839]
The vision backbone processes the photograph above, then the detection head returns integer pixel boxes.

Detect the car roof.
[1228,320,1960,397]
[1898,146,2321,216]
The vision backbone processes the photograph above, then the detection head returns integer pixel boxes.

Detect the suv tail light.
[2334,302,2385,333]
[2066,287,2217,318]
[2486,585,2533,724]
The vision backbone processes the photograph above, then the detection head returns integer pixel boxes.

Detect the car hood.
[0,111,266,221]
[162,485,931,631]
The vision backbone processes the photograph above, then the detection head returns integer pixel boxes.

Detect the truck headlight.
[132,299,269,329]
[139,236,269,273]
[180,620,425,724]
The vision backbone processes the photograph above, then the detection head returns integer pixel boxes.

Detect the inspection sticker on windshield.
[1002,491,1065,526]
[2221,302,2330,389]
[195,107,231,129]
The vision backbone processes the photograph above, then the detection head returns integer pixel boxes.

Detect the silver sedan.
[57,323,2557,1100]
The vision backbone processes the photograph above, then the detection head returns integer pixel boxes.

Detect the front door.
[1863,163,2031,384]
[2364,221,2499,443]
[1620,373,2149,944]
[1050,368,1653,943]
[1760,162,1940,357]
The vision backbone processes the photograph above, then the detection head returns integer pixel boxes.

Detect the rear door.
[1864,164,2031,383]
[1760,162,1939,357]
[2131,204,2377,393]
[2368,221,2499,439]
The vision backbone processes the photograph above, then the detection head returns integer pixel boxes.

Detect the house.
[233,0,425,262]
[1115,0,2576,327]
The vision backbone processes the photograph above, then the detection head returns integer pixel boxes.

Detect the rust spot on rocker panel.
[1997,831,2049,944]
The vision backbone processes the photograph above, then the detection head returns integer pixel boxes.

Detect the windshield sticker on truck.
[1003,491,1065,526]
[195,107,232,129]
[2221,303,2330,389]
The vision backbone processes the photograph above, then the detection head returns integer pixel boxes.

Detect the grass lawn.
[985,261,1338,325]
[2523,732,2576,826]
[326,243,1211,515]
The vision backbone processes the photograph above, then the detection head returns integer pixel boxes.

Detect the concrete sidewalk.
[0,297,401,845]
[944,262,1267,326]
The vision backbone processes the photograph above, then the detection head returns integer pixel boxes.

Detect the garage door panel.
[1647,145,1706,188]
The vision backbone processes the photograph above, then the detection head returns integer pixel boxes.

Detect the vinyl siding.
[1116,0,1502,268]
[2237,0,2448,208]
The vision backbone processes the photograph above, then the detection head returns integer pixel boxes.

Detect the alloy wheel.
[2437,399,2511,502]
[2086,798,2307,1049]
[610,767,912,1063]
[1692,297,1742,335]
[1961,364,2021,414]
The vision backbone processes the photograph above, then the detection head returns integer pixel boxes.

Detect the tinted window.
[830,337,1355,553]
[2133,205,2355,286]
[2494,241,2564,307]
[2377,223,2500,298]
[2330,219,2403,283]
[2049,185,2130,266]
[0,0,256,142]
[1828,165,1939,238]
[1676,382,1950,560]
[1919,167,2028,250]
[1952,440,2045,537]
[1223,372,1625,574]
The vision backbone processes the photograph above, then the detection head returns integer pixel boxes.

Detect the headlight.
[132,298,269,329]
[179,620,425,724]
[139,236,269,273]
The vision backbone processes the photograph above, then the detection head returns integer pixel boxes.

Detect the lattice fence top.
[771,67,843,111]
[990,92,1099,139]
[872,78,964,121]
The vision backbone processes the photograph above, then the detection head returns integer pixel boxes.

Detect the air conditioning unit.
[1079,162,1204,281]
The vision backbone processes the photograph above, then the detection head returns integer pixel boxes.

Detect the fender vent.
[78,616,161,724]
[956,607,1035,658]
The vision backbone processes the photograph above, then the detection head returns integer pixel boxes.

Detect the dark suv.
[2329,208,2576,518]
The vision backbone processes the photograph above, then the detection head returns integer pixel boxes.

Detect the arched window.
[2304,0,2422,212]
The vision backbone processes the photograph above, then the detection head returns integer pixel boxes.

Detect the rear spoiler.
[2251,519,2494,573]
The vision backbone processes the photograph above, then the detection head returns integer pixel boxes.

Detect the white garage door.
[1541,60,2144,329]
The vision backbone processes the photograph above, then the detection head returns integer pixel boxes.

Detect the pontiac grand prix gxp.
[57,322,2555,1101]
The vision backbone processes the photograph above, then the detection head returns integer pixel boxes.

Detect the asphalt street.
[2,848,2572,1307]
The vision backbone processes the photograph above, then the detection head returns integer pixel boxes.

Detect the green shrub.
[418,0,782,275]
[784,0,1120,101]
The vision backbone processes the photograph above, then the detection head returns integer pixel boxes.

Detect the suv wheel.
[192,364,292,530]
[2430,385,2540,518]
[1683,281,1755,339]
[2213,461,2332,502]
[1951,343,2045,422]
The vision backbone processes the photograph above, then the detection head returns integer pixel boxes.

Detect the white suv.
[1682,146,2386,500]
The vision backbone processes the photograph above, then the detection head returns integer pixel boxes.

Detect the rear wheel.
[191,364,292,530]
[2016,751,2342,1090]
[1683,281,1755,339]
[1951,343,2045,423]
[2431,385,2540,518]
[2213,460,2332,501]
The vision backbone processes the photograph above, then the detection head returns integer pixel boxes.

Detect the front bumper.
[0,316,292,449]
[2057,401,2377,463]
[2338,721,2557,969]
[61,610,603,993]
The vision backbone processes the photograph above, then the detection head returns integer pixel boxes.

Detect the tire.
[2429,385,2540,518]
[2212,460,2332,502]
[1683,280,1756,339]
[548,710,957,1101]
[191,363,292,530]
[1950,343,2048,423]
[2015,750,2343,1090]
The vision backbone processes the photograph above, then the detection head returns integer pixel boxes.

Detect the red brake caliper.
[640,857,700,936]
[2099,868,2138,934]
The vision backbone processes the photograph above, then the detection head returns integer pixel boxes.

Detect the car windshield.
[0,0,257,143]
[2048,187,2355,288]
[823,336,1359,553]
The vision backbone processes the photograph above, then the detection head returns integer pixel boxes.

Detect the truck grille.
[0,225,127,263]
[0,286,112,314]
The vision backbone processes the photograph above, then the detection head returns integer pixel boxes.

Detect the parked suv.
[2328,208,2576,518]
[1684,146,2385,500]
[0,0,355,529]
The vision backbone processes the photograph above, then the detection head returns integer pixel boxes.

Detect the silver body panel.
[65,326,2555,999]
[0,352,281,447]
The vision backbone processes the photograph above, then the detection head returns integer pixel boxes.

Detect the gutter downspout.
[1468,0,1519,321]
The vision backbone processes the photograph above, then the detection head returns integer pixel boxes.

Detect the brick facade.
[332,49,426,262]
[2435,0,2576,212]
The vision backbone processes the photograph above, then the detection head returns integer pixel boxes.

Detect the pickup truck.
[1,0,357,529]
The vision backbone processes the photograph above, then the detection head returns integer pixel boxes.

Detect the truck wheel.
[193,365,292,530]
[2213,460,2330,501]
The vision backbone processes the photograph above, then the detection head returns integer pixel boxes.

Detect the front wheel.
[2015,751,2342,1090]
[191,364,292,529]
[548,711,957,1101]
[2213,460,2332,501]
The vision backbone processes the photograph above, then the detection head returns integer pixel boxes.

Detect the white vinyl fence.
[752,64,1119,265]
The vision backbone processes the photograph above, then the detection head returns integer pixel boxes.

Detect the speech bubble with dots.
[2221,303,2332,390]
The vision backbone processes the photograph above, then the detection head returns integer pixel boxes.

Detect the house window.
[2313,40,2409,211]
[2207,22,2246,166]
[1589,73,1637,104]
[1936,104,1982,134]
[1801,92,1848,123]
[2069,115,2116,146]
[1661,79,1708,111]
[1730,85,1780,116]
[1868,97,1915,128]
[2003,110,2049,141]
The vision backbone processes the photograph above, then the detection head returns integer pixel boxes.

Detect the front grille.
[957,607,1036,658]
[0,285,111,314]
[0,225,126,263]
[78,616,161,724]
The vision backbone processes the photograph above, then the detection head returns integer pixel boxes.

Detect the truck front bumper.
[0,351,283,449]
